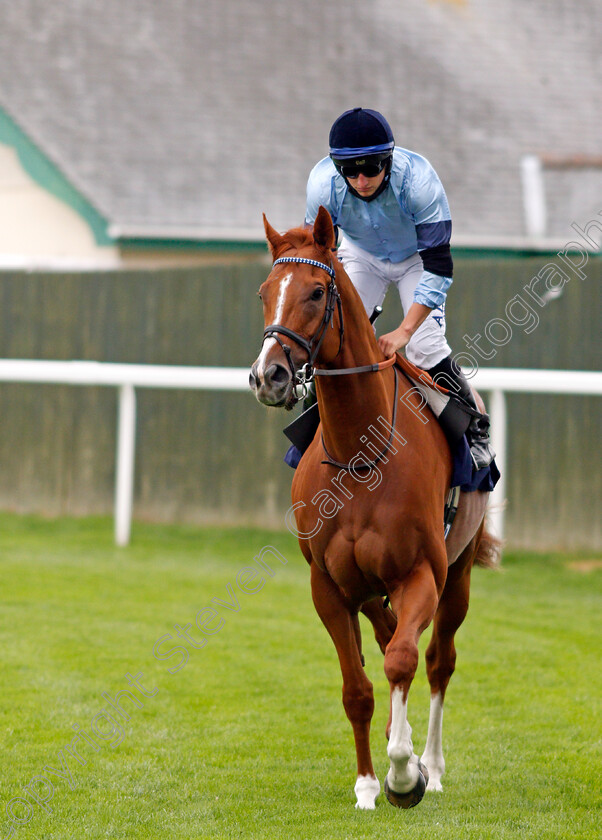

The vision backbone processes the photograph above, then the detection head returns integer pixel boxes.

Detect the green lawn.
[0,514,600,839]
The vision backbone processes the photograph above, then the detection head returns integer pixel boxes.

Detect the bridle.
[262,256,395,401]
[262,256,344,398]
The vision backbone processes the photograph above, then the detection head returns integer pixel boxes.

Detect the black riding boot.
[427,355,495,470]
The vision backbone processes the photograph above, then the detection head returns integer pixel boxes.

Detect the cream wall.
[0,142,120,267]
[0,140,268,268]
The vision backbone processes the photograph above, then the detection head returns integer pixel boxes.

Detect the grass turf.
[0,513,600,839]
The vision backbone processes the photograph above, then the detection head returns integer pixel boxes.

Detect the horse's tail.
[473,521,502,569]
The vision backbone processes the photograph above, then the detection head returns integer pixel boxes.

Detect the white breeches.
[337,237,451,370]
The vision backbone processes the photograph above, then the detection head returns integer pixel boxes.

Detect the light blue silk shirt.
[305,147,453,308]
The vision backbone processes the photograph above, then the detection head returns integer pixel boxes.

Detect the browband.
[273,256,336,280]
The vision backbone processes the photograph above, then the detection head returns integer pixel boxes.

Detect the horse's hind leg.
[384,561,441,808]
[421,541,475,791]
[310,562,380,810]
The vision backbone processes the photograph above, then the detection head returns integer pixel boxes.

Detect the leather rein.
[262,256,395,400]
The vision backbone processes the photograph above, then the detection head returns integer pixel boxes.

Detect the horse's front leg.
[360,598,397,654]
[383,561,440,808]
[422,540,475,791]
[310,561,380,810]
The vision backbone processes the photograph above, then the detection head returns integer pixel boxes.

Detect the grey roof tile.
[0,0,600,241]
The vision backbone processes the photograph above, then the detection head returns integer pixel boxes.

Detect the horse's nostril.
[266,363,289,386]
[249,367,259,390]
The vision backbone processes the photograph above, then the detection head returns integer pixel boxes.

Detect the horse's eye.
[310,287,325,301]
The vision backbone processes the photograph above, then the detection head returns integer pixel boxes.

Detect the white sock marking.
[354,774,380,810]
[386,687,419,793]
[421,692,445,792]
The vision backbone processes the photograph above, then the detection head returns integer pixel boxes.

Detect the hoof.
[384,762,429,809]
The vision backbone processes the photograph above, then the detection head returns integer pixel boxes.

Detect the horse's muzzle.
[249,360,293,407]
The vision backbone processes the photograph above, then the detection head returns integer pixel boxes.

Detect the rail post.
[115,383,137,546]
[488,388,507,541]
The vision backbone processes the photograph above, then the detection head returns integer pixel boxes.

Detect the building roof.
[0,0,600,247]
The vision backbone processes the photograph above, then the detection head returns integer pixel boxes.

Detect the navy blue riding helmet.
[329,107,395,201]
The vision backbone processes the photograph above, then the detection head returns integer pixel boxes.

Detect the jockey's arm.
[378,157,453,358]
[377,258,452,356]
[377,303,432,357]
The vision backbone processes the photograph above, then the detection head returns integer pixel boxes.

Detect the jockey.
[305,107,494,470]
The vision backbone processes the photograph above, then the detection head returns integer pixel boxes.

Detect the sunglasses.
[338,161,387,179]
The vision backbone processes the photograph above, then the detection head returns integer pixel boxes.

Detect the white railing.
[0,359,600,545]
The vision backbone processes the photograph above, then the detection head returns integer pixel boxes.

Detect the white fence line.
[0,360,600,545]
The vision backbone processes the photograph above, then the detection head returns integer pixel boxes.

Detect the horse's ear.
[312,205,336,251]
[263,214,286,258]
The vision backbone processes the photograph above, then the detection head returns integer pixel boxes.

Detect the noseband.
[262,257,345,397]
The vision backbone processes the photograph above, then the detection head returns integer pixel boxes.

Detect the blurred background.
[0,0,600,548]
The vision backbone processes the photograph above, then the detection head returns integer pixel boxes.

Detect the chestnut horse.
[250,206,499,810]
